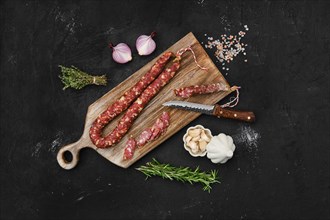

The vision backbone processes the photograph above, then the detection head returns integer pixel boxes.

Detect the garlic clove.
[206,152,223,163]
[208,149,231,164]
[201,130,211,142]
[226,136,235,151]
[217,133,227,143]
[191,147,199,154]
[188,141,199,154]
[109,43,132,64]
[188,129,201,137]
[226,151,233,158]
[185,136,192,143]
[198,140,208,152]
[206,152,217,159]
[192,136,200,142]
[226,135,233,146]
[136,32,157,56]
[219,152,233,164]
[205,137,219,153]
[187,140,196,149]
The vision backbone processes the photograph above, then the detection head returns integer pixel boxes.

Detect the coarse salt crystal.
[204,25,249,75]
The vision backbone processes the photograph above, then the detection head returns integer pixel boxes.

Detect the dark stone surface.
[1,0,329,219]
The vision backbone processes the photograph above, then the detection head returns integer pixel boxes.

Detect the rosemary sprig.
[136,158,220,193]
[58,65,107,90]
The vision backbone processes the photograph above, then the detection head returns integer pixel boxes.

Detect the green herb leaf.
[58,65,107,90]
[136,158,220,193]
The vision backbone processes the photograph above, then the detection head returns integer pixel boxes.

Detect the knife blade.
[163,100,255,122]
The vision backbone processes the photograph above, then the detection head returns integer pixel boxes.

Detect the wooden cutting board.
[57,32,232,169]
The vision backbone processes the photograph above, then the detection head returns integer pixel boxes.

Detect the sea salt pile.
[203,25,249,75]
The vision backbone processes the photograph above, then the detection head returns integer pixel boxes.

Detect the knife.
[163,100,255,122]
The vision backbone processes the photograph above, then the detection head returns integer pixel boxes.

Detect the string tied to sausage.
[174,46,240,108]
[176,45,208,71]
[177,45,240,108]
[220,86,240,108]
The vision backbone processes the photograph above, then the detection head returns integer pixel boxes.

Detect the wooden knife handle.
[213,104,256,122]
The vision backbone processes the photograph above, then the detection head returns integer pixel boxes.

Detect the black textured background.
[1,0,329,219]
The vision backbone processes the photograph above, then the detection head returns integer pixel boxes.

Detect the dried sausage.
[137,112,170,147]
[103,60,180,147]
[123,138,136,160]
[123,112,170,160]
[174,82,232,98]
[89,52,173,148]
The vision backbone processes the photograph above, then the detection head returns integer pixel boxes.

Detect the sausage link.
[123,112,170,160]
[102,60,180,147]
[123,138,137,160]
[137,111,170,147]
[89,52,173,148]
[174,82,230,98]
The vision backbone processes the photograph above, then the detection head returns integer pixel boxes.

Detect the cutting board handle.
[57,139,85,170]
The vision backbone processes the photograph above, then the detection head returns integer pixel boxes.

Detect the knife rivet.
[248,116,251,120]
[234,114,237,117]
[220,111,223,114]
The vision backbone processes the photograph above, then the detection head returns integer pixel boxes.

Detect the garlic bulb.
[136,32,156,56]
[109,43,132,64]
[206,133,236,164]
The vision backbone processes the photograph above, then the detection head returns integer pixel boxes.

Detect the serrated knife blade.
[162,100,256,122]
[162,100,215,115]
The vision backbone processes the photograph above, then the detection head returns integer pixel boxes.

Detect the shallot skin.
[136,32,157,56]
[109,43,132,64]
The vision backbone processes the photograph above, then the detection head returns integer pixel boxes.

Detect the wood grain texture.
[57,32,232,169]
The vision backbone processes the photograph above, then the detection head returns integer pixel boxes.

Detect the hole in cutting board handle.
[63,151,73,163]
[57,141,81,170]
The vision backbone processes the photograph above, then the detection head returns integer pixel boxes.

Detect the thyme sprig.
[136,158,220,193]
[58,65,107,90]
